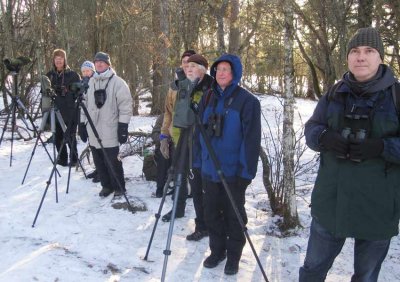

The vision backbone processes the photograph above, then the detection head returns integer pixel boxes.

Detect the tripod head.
[3,56,31,73]
[69,76,90,100]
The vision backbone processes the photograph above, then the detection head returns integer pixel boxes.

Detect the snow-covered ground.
[0,95,399,282]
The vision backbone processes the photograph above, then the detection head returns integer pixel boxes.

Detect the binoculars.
[206,113,224,137]
[338,127,366,162]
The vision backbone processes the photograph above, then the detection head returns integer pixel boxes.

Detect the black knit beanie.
[94,52,111,66]
[347,27,384,60]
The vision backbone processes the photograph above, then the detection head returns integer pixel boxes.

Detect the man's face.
[181,56,191,76]
[215,61,233,90]
[347,46,382,82]
[95,61,109,73]
[186,62,205,82]
[54,56,65,71]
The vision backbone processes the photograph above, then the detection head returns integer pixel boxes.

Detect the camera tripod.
[0,70,52,167]
[32,89,134,227]
[143,102,268,282]
[21,98,70,185]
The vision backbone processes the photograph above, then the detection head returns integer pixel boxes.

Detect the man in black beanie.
[300,27,400,281]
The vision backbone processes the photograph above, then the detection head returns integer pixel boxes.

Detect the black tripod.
[143,101,269,281]
[21,97,65,185]
[31,89,134,227]
[0,69,45,167]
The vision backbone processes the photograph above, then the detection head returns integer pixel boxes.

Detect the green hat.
[347,27,384,60]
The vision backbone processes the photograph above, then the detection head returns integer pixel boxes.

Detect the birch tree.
[281,0,299,229]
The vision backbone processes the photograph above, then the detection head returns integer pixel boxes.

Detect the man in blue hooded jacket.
[300,27,400,281]
[199,54,261,275]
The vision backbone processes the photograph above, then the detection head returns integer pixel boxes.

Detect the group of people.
[42,25,400,280]
[45,47,261,276]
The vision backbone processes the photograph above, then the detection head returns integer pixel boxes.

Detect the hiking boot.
[186,230,208,241]
[113,189,126,197]
[162,209,184,222]
[57,158,68,167]
[87,170,97,179]
[203,251,227,268]
[92,174,100,183]
[99,187,113,197]
[224,259,239,275]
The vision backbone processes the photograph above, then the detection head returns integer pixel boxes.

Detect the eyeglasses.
[214,67,232,73]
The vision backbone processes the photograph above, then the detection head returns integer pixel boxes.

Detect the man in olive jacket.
[300,27,400,282]
[79,52,132,198]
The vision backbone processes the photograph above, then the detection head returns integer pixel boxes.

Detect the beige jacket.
[81,68,132,149]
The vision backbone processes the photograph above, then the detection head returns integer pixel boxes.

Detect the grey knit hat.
[94,52,111,65]
[347,27,384,60]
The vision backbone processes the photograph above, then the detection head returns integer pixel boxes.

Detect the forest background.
[1,0,399,116]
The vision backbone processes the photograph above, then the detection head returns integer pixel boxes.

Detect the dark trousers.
[90,146,125,192]
[55,121,78,162]
[203,178,249,262]
[190,168,206,231]
[299,219,391,282]
[170,144,188,214]
[154,146,172,194]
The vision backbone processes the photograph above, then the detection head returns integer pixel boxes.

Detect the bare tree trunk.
[357,0,373,28]
[281,0,299,230]
[207,0,229,55]
[228,0,240,55]
[151,0,170,115]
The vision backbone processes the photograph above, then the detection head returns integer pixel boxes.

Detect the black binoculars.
[206,113,224,137]
[338,127,366,162]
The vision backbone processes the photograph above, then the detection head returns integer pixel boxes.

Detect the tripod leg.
[0,104,12,146]
[143,168,175,261]
[9,101,17,166]
[51,109,59,203]
[21,134,40,184]
[159,128,189,281]
[21,111,61,184]
[32,163,59,227]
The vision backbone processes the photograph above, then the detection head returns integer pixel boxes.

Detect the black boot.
[224,259,239,275]
[162,209,184,222]
[92,174,100,183]
[87,170,97,179]
[186,229,208,241]
[99,187,113,197]
[203,251,227,268]
[113,188,126,197]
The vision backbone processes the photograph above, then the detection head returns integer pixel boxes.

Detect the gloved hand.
[319,129,349,156]
[118,122,129,144]
[349,137,383,161]
[160,135,170,159]
[78,123,88,143]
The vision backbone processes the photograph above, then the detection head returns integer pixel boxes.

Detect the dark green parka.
[305,65,400,240]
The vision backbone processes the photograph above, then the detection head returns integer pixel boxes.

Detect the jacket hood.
[210,54,242,87]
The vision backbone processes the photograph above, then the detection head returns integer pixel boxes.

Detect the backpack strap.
[326,80,344,102]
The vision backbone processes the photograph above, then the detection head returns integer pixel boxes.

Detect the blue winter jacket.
[199,54,261,182]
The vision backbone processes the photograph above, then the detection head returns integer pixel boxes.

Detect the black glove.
[319,129,349,156]
[349,138,383,161]
[78,123,88,143]
[118,122,129,144]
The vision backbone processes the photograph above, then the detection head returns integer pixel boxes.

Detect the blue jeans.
[299,219,391,282]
